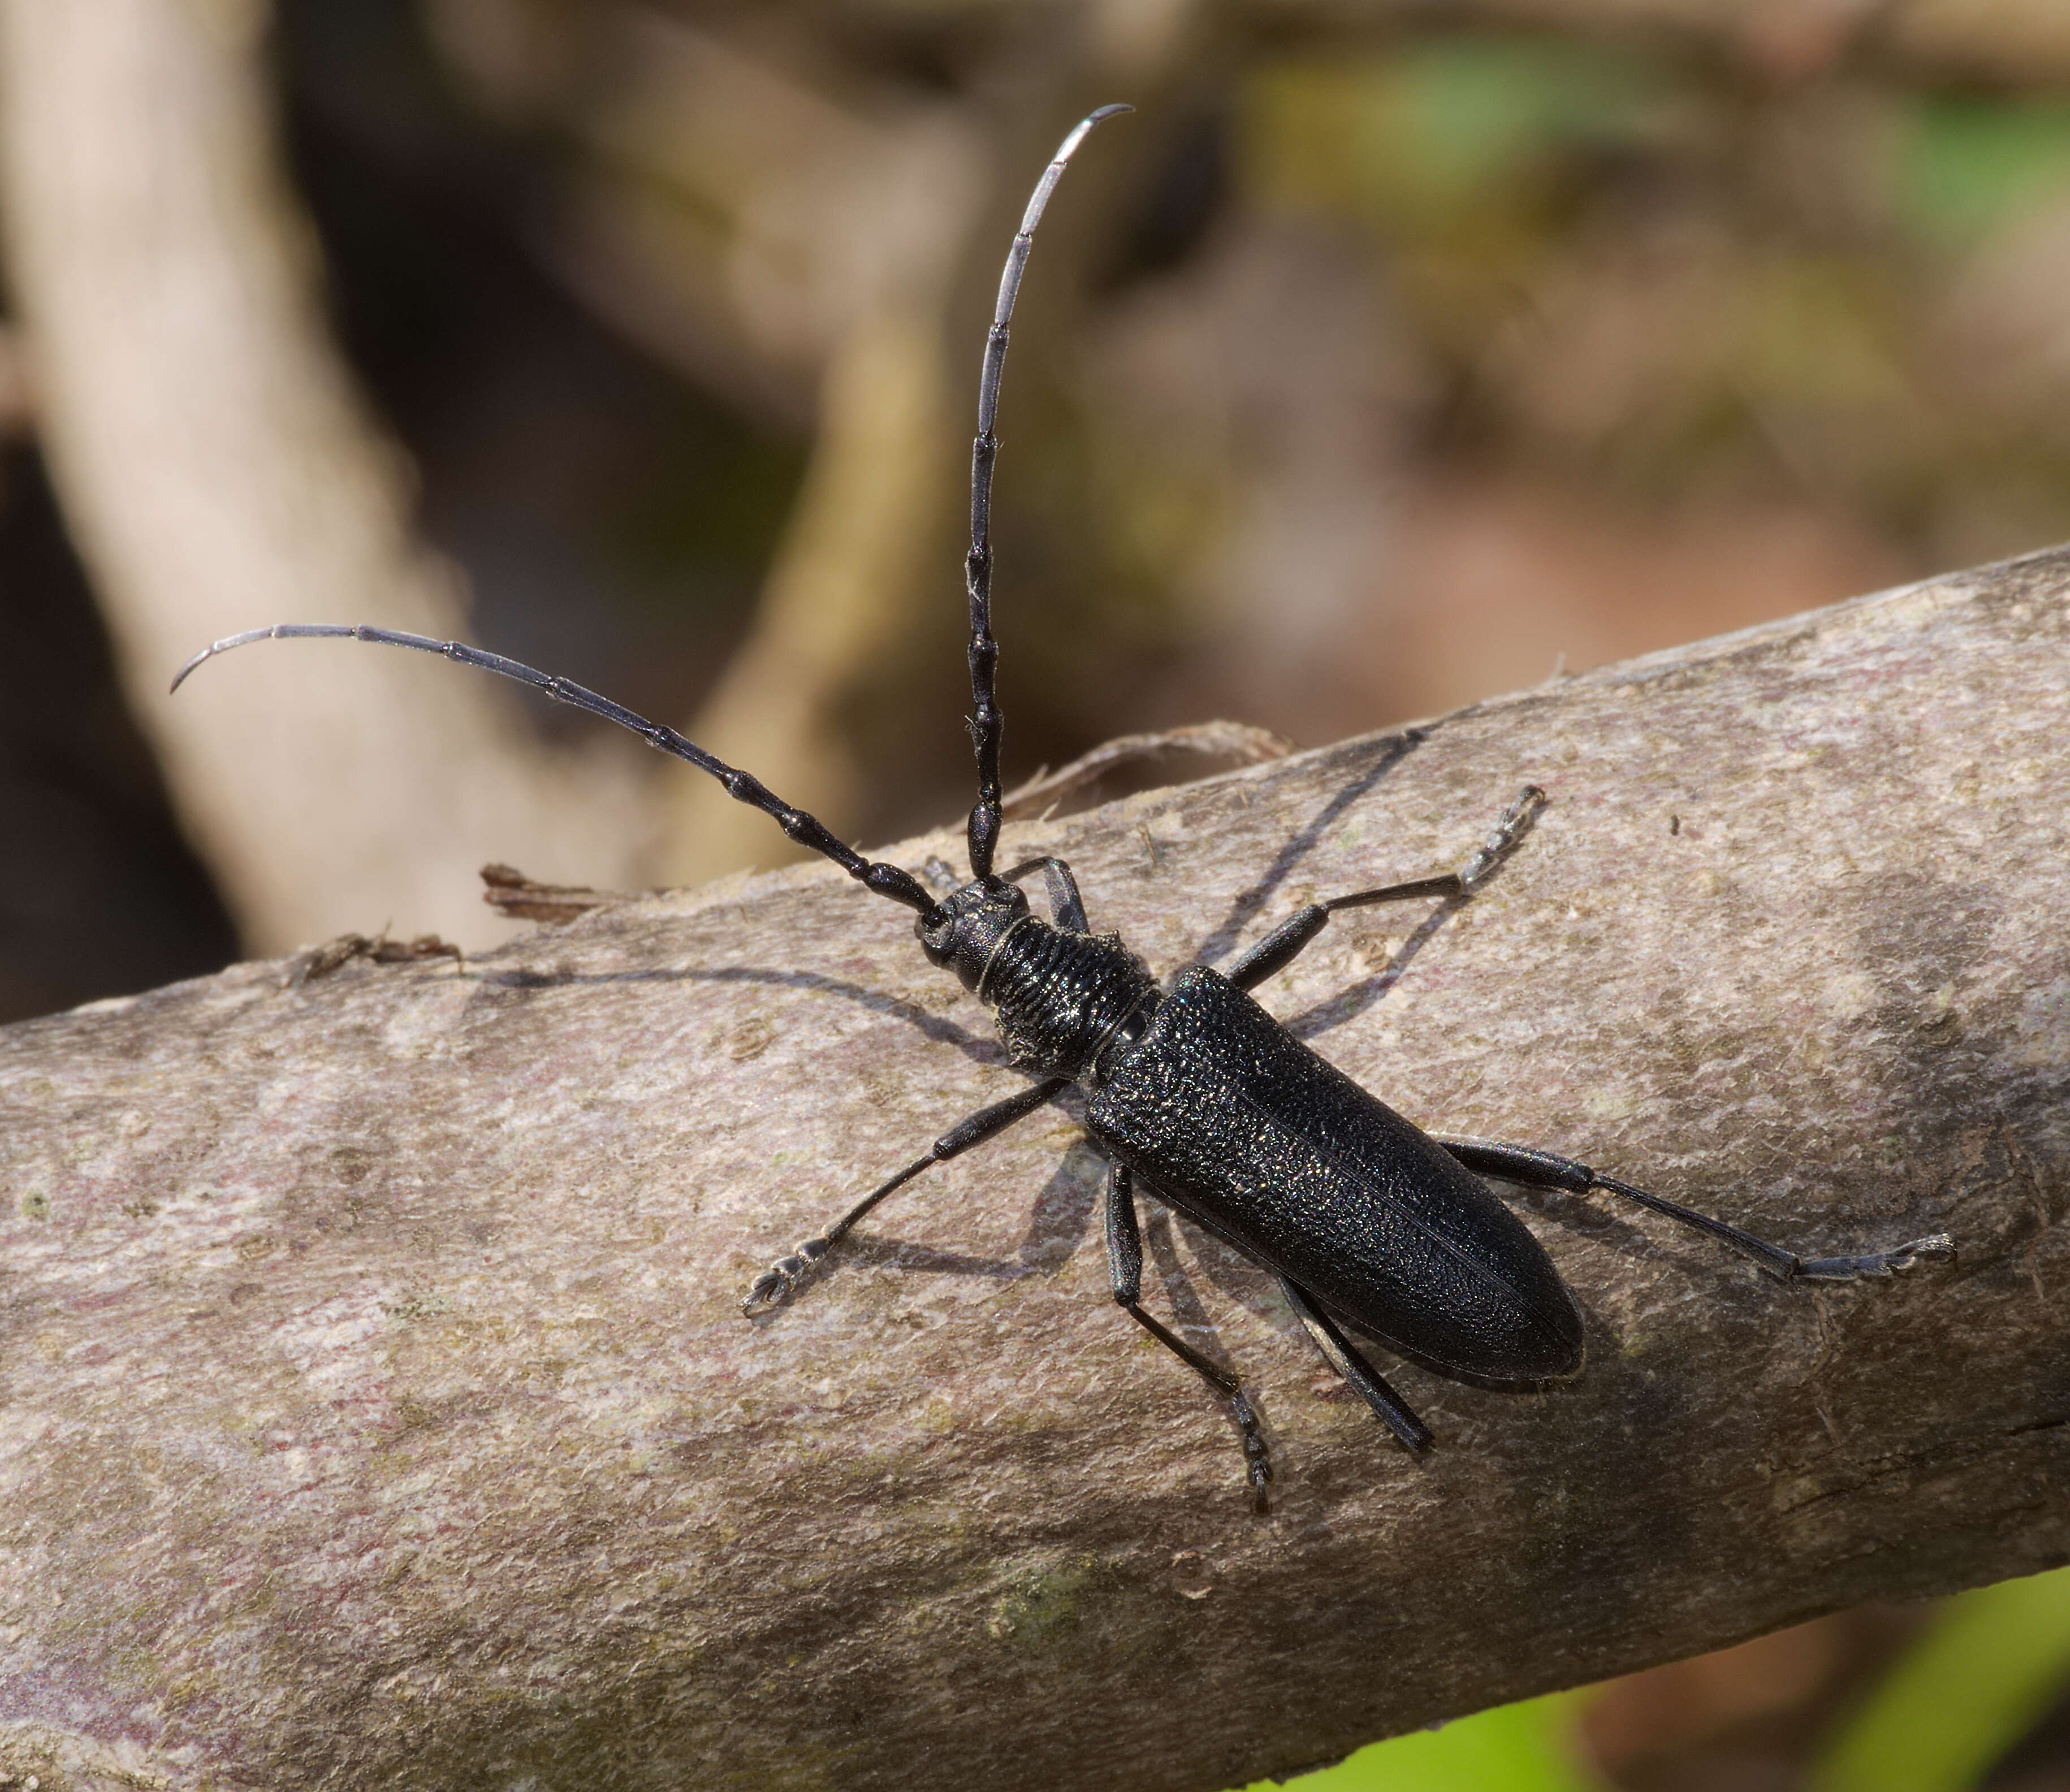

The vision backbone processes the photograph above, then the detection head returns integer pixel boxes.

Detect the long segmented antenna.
[171,624,939,916]
[964,103,1131,884]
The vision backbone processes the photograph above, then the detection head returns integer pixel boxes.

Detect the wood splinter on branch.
[1000,720,1295,818]
[3,556,2069,1791]
[478,862,637,925]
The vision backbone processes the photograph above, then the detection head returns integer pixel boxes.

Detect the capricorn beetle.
[175,106,1956,1494]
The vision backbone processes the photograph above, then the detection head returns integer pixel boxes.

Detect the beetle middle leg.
[1434,1138,1958,1282]
[1226,785,1546,990]
[741,1074,1069,1313]
[1105,1163,1273,1494]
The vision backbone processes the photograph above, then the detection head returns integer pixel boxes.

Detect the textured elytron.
[1088,966,1585,1380]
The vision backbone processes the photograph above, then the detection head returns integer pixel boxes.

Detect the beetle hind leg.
[1436,1137,1956,1283]
[1278,1277,1433,1451]
[1105,1164,1272,1496]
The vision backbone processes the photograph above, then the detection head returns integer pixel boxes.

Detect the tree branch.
[5,553,2068,1791]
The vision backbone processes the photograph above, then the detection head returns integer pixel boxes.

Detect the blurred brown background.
[6,5,2070,1785]
[18,0,2070,1021]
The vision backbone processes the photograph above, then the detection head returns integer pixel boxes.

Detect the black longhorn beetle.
[175,106,1956,1494]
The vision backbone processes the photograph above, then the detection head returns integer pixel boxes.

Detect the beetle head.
[917,878,1030,994]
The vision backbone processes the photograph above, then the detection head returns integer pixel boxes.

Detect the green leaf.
[1898,97,2070,246]
[1240,1694,1600,1792]
[1809,1565,2070,1792]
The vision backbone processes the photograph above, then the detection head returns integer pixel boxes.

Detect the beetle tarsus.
[1795,1232,1957,1280]
[1456,783,1548,891]
[1233,1392,1273,1505]
[740,1236,833,1314]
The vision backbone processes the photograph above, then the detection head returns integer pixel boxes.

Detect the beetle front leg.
[1226,785,1546,991]
[741,1075,1069,1313]
[1000,855,1090,933]
[1436,1137,1957,1282]
[1105,1163,1272,1495]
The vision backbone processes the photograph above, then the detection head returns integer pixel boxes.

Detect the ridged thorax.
[918,882,1160,1082]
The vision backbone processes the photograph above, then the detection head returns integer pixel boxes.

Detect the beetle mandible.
[174,106,1956,1495]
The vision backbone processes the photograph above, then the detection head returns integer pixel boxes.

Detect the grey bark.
[4,553,2069,1792]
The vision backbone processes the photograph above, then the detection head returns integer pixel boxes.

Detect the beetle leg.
[1277,1277,1433,1451]
[1435,1137,1957,1283]
[1226,786,1545,990]
[1000,855,1090,933]
[741,1075,1068,1314]
[1105,1163,1272,1494]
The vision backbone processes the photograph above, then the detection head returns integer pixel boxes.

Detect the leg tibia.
[1280,1276,1432,1451]
[1105,1164,1272,1493]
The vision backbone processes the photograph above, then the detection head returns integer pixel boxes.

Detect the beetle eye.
[917,908,956,964]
